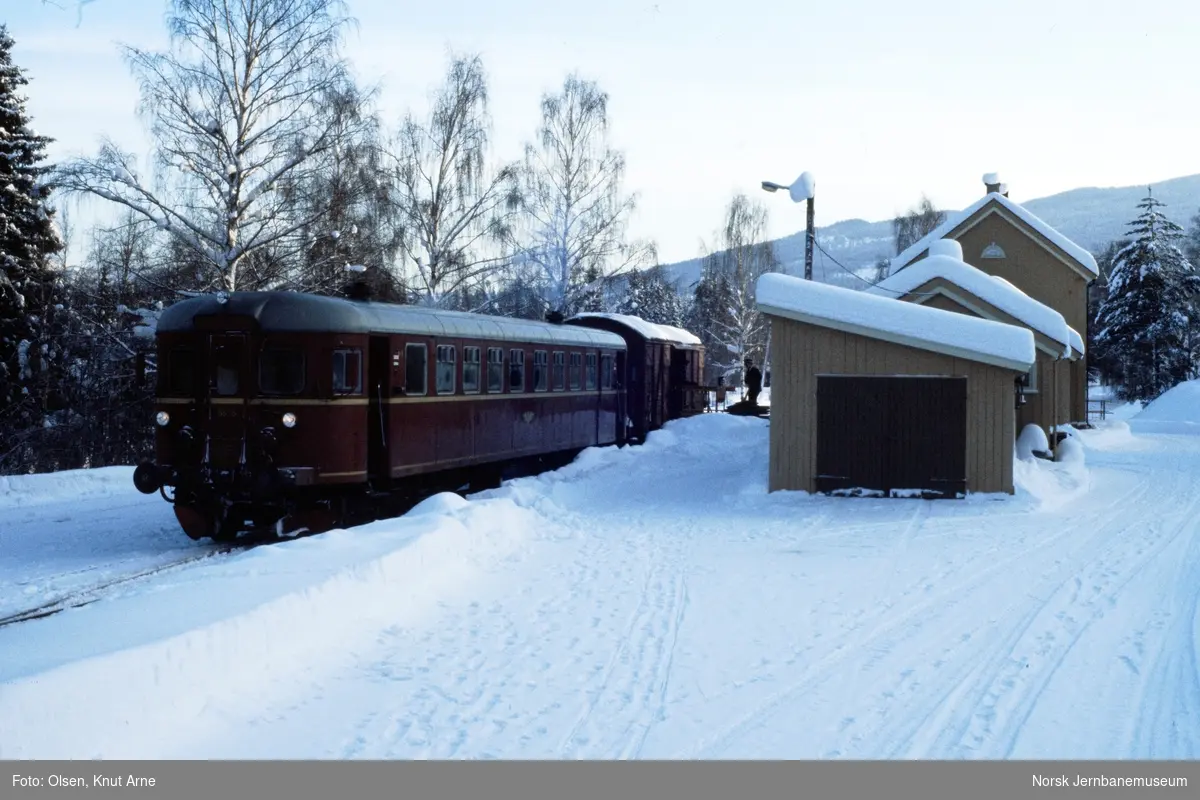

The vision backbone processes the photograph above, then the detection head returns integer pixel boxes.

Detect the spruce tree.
[1094,192,1200,402]
[616,265,684,326]
[0,25,65,466]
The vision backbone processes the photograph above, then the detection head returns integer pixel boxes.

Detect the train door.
[668,348,686,419]
[205,332,249,469]
[615,350,629,444]
[367,335,391,484]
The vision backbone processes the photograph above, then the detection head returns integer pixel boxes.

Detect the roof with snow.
[157,292,628,350]
[566,313,703,347]
[867,242,1082,356]
[891,193,1099,278]
[756,272,1035,372]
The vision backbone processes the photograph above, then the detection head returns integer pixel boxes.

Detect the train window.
[259,348,305,395]
[332,348,362,394]
[569,353,582,390]
[463,347,481,393]
[487,348,504,392]
[585,353,597,390]
[436,345,457,395]
[600,354,614,390]
[509,349,525,392]
[213,344,241,396]
[405,343,427,395]
[167,348,195,395]
[552,352,565,391]
[533,350,548,392]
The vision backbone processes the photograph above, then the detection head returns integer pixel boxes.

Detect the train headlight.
[281,412,297,429]
[155,411,171,427]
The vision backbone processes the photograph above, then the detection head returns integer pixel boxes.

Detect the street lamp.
[761,172,816,280]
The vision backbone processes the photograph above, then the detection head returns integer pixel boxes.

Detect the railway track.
[0,535,276,630]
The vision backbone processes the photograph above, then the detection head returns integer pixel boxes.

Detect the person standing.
[744,357,763,406]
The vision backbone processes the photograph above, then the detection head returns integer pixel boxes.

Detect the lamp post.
[761,172,816,281]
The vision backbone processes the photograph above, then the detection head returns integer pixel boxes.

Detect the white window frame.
[462,346,481,394]
[533,350,549,392]
[436,344,457,395]
[585,353,598,390]
[509,349,526,393]
[487,347,505,393]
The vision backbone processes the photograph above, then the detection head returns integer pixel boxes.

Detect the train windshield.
[259,348,306,395]
[212,341,242,396]
[166,348,195,395]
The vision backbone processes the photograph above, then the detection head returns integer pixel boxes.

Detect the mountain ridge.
[658,173,1200,291]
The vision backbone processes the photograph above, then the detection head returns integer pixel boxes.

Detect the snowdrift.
[1129,380,1200,434]
[0,466,135,509]
[0,489,551,758]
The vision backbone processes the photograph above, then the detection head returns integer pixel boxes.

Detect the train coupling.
[133,461,169,495]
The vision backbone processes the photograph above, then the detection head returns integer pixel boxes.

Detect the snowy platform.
[1,399,1198,759]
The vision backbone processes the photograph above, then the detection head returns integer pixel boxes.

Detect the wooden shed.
[868,239,1083,443]
[756,272,1036,497]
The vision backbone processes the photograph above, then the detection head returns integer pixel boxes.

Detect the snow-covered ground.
[1,391,1199,760]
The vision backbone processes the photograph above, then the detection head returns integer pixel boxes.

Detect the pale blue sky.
[9,0,1200,264]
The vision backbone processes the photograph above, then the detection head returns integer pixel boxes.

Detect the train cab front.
[135,309,315,541]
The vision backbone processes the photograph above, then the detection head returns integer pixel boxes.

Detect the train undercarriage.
[133,449,585,543]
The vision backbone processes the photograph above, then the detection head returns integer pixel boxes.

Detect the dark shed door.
[815,376,967,497]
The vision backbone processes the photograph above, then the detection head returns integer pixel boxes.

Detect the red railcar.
[564,313,706,443]
[134,291,627,541]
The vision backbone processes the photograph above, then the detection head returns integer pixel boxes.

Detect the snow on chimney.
[928,238,964,261]
[983,172,1002,195]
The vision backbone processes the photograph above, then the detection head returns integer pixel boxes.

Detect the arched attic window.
[981,242,1006,259]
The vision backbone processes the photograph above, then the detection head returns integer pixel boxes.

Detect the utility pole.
[762,172,816,280]
[804,194,815,281]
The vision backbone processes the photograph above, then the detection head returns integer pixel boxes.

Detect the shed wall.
[768,316,1018,495]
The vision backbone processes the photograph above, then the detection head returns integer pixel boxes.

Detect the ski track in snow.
[4,418,1200,759]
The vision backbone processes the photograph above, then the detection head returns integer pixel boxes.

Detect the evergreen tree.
[0,25,65,470]
[1087,238,1128,386]
[1184,207,1200,272]
[1094,192,1200,402]
[616,265,683,326]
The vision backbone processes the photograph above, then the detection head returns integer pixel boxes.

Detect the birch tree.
[390,54,518,307]
[516,73,654,316]
[694,194,779,382]
[55,0,360,292]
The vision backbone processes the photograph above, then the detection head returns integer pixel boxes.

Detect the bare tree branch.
[511,73,653,316]
[54,0,361,291]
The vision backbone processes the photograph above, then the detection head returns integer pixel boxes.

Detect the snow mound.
[1074,420,1145,451]
[407,491,470,517]
[1016,424,1049,461]
[1130,380,1200,433]
[0,466,135,510]
[927,238,963,260]
[1013,447,1089,510]
[1055,435,1085,466]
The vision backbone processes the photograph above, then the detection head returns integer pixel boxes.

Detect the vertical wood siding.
[768,316,1018,495]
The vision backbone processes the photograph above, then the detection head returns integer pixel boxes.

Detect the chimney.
[983,172,1008,197]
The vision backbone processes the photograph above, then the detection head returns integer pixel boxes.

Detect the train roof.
[566,313,703,348]
[156,292,628,350]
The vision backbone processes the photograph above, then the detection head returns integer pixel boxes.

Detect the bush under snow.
[1016,423,1050,461]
